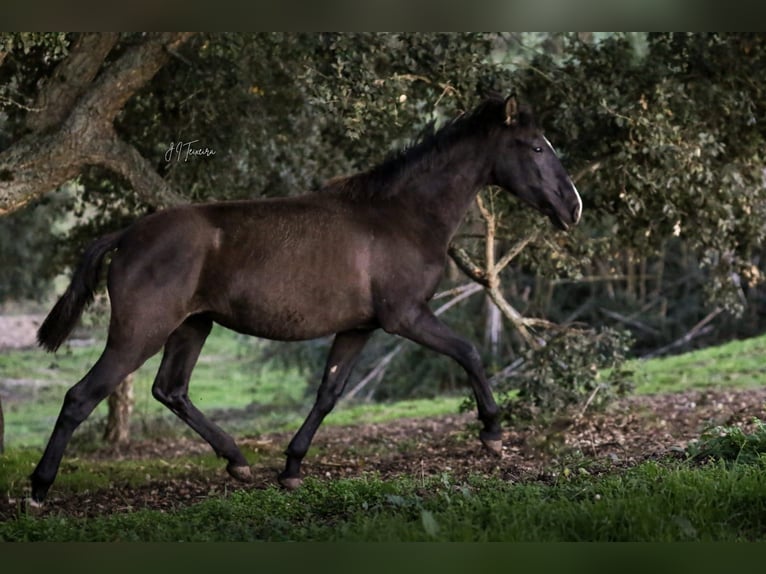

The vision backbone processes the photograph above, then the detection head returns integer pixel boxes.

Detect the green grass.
[0,446,264,496]
[629,334,766,395]
[3,461,766,541]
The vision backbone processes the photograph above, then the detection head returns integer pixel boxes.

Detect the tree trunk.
[103,373,134,445]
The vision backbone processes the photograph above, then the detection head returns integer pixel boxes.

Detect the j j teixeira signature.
[165,140,216,162]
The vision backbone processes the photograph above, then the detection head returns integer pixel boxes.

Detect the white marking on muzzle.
[544,136,582,224]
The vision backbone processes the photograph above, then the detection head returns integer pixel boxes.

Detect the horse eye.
[533,146,543,153]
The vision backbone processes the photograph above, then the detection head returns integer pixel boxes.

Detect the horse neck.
[393,141,492,243]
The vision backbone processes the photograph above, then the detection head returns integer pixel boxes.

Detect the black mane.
[326,96,519,199]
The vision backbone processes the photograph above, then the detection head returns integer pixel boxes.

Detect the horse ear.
[504,94,519,126]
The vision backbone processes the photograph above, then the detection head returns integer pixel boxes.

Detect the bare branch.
[433,283,484,315]
[0,95,42,112]
[484,286,540,349]
[488,357,525,386]
[494,231,539,274]
[575,383,603,419]
[433,282,479,300]
[447,243,488,286]
[476,194,496,283]
[641,307,723,359]
[343,344,402,402]
[599,307,661,336]
[573,159,604,183]
[97,133,184,207]
[79,32,195,125]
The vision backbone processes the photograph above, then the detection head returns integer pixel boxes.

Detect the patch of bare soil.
[3,386,766,521]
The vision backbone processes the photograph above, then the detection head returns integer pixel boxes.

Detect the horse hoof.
[227,464,253,482]
[25,497,45,515]
[278,476,303,491]
[481,438,503,457]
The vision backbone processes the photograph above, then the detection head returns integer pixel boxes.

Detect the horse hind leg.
[151,315,251,482]
[30,339,165,503]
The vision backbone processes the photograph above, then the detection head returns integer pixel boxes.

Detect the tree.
[1,33,764,430]
[289,32,766,414]
[511,33,766,342]
[0,32,192,214]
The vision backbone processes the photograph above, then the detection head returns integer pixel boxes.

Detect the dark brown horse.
[29,95,581,503]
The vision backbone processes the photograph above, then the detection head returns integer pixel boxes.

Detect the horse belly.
[205,251,376,341]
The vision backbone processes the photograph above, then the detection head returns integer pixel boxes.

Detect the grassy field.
[628,334,766,394]
[2,329,766,541]
[4,325,766,450]
[1,325,470,449]
[3,461,766,542]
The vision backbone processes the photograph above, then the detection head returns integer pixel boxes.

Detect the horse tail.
[37,230,124,352]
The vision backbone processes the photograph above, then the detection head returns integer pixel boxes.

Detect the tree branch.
[77,32,195,127]
[27,33,120,133]
[476,194,496,286]
[0,32,194,214]
[495,231,538,274]
[573,159,604,183]
[97,132,184,208]
[484,285,544,349]
[641,307,722,359]
[447,243,488,286]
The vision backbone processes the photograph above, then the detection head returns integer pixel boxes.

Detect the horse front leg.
[386,304,503,456]
[279,329,373,489]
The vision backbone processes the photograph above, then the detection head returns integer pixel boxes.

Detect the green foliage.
[686,418,766,467]
[495,326,634,421]
[3,463,766,541]
[517,33,766,315]
[0,33,69,133]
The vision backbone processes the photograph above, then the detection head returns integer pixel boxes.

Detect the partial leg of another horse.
[30,343,158,503]
[279,329,373,489]
[389,304,503,455]
[151,316,251,481]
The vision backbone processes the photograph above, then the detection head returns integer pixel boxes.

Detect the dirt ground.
[4,385,766,520]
